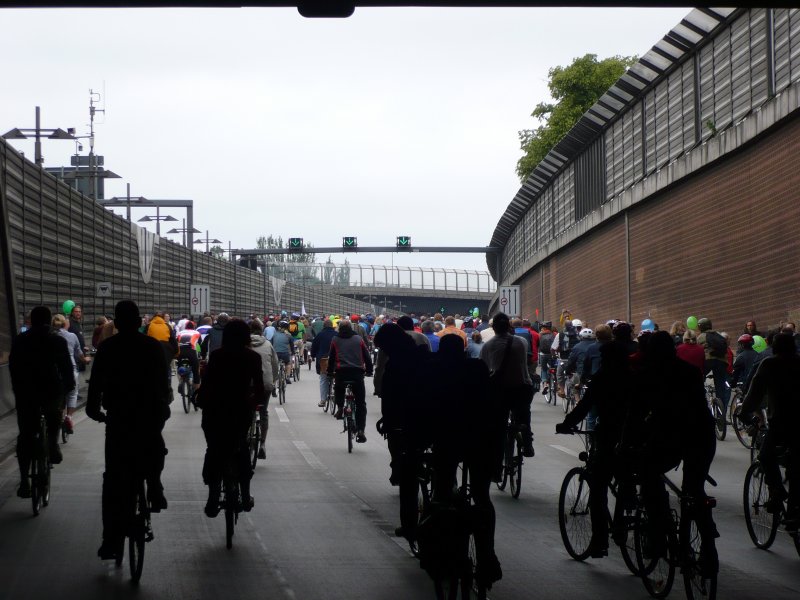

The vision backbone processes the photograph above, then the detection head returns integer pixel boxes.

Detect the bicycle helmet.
[571,318,583,329]
[641,318,655,332]
[737,333,754,345]
[278,320,289,329]
[613,321,632,339]
[579,328,594,340]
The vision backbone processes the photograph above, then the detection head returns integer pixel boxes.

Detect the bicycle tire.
[712,398,726,441]
[31,459,42,516]
[558,466,592,560]
[617,508,640,576]
[731,405,752,449]
[295,360,300,381]
[249,419,260,470]
[634,506,676,599]
[347,415,354,454]
[466,532,487,600]
[548,382,557,405]
[743,462,779,549]
[42,455,51,507]
[496,434,511,491]
[61,422,68,444]
[308,355,312,371]
[129,522,145,583]
[278,378,285,405]
[181,386,190,414]
[682,516,717,600]
[510,435,523,499]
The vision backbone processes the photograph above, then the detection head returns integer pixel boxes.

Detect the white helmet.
[579,328,594,340]
[572,318,583,329]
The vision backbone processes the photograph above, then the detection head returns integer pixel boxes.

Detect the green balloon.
[472,308,479,318]
[686,316,698,330]
[62,300,75,315]
[753,335,767,353]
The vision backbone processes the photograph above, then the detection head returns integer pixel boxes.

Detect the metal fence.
[0,139,374,351]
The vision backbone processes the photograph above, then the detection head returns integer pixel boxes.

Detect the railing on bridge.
[255,262,496,294]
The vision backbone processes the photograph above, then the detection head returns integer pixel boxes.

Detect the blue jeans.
[706,360,730,412]
[319,372,331,404]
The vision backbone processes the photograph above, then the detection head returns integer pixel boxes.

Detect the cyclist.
[537,321,556,396]
[554,318,582,398]
[87,300,171,560]
[9,306,75,497]
[740,332,799,527]
[272,320,294,384]
[286,312,305,363]
[636,331,716,562]
[200,312,229,361]
[176,321,202,404]
[311,318,337,407]
[327,320,373,442]
[556,342,635,557]
[567,327,595,389]
[52,313,90,435]
[696,317,731,413]
[199,319,266,517]
[480,313,535,458]
[249,319,278,459]
[732,333,758,386]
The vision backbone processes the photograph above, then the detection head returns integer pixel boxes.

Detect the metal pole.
[126,183,131,221]
[156,205,161,236]
[206,230,210,254]
[34,106,42,166]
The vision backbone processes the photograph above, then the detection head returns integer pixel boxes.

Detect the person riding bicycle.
[732,333,758,387]
[696,317,731,413]
[287,312,305,361]
[635,331,717,564]
[740,332,799,528]
[566,327,596,389]
[537,321,556,396]
[198,319,266,517]
[480,312,535,459]
[249,319,279,459]
[10,306,75,497]
[86,300,172,560]
[311,318,337,407]
[327,320,373,443]
[200,312,229,361]
[271,320,294,384]
[555,319,582,398]
[176,321,201,403]
[556,341,635,558]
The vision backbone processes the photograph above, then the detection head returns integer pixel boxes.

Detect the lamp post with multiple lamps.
[194,231,222,255]
[137,205,178,236]
[2,106,75,166]
[167,219,201,248]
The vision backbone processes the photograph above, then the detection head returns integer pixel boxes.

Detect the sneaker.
[285,379,292,385]
[97,541,122,561]
[318,399,326,407]
[17,480,31,498]
[766,494,786,514]
[334,408,343,420]
[475,555,502,588]
[356,430,367,443]
[148,489,168,513]
[258,445,267,460]
[271,389,277,398]
[588,540,609,558]
[242,495,254,512]
[205,488,221,518]
[541,385,549,397]
[50,444,63,464]
[522,442,535,458]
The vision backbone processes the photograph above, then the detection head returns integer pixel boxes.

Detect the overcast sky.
[2,6,690,274]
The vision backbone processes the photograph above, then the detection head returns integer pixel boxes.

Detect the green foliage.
[209,244,225,259]
[516,54,638,183]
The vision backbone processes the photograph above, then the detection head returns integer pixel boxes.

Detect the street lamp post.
[2,106,76,166]
[137,205,178,236]
[194,230,222,255]
[166,218,201,247]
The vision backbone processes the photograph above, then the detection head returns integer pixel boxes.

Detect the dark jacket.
[200,323,225,359]
[10,325,75,408]
[328,330,373,375]
[567,339,594,378]
[732,347,758,386]
[311,326,337,374]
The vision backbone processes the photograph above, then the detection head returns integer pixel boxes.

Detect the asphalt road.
[0,365,798,600]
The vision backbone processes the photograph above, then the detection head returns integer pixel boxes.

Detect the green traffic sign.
[343,236,357,248]
[397,236,411,247]
[289,237,303,248]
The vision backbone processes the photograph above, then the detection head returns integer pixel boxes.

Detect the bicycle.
[277,361,287,405]
[418,463,488,600]
[30,415,52,517]
[557,429,640,575]
[304,342,312,371]
[340,381,357,453]
[728,384,752,449]
[248,407,263,470]
[496,411,525,499]
[704,376,726,441]
[562,373,580,414]
[634,472,719,600]
[114,472,153,583]
[742,416,800,556]
[177,361,196,414]
[540,354,558,405]
[209,451,250,550]
[291,344,301,382]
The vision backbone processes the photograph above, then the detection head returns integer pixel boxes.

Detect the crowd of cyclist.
[8,300,798,586]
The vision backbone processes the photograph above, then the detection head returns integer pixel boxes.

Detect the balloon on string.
[62,300,75,315]
[686,316,698,330]
[752,335,767,353]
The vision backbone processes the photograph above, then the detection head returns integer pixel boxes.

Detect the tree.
[209,244,225,260]
[516,54,638,183]
[257,235,317,282]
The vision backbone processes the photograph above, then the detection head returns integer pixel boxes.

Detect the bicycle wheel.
[496,434,511,491]
[41,454,51,507]
[616,507,640,576]
[307,354,312,371]
[278,378,285,405]
[347,414,354,454]
[634,507,676,599]
[731,405,752,449]
[510,435,523,499]
[712,398,726,441]
[129,518,146,583]
[558,467,592,560]
[224,478,237,549]
[30,459,42,516]
[548,380,557,405]
[61,420,68,444]
[466,533,487,600]
[743,462,779,549]
[181,383,190,414]
[249,418,260,470]
[682,517,717,600]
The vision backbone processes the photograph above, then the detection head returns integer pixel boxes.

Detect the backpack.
[705,331,727,359]
[539,331,554,353]
[287,321,299,336]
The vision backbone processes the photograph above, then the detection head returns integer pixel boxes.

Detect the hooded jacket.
[250,334,279,391]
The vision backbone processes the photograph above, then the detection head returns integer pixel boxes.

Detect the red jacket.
[677,342,705,376]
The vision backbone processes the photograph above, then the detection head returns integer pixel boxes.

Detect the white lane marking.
[292,440,326,471]
[275,407,290,423]
[550,444,580,458]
